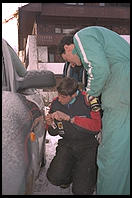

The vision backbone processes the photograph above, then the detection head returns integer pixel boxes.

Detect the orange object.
[30,132,36,142]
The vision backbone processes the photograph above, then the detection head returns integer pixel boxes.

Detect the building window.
[78,3,84,5]
[62,28,75,34]
[64,3,84,6]
[49,53,55,63]
[106,3,130,7]
[64,3,77,5]
[55,27,61,34]
[99,3,105,6]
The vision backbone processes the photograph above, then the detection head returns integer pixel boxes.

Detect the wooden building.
[18,3,130,68]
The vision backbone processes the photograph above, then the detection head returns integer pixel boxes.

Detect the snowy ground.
[33,132,73,195]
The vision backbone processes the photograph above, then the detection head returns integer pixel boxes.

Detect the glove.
[90,97,101,112]
[86,94,101,112]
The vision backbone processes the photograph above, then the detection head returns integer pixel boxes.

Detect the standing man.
[58,26,130,195]
[63,61,88,90]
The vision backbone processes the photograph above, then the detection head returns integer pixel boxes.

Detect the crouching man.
[45,77,102,195]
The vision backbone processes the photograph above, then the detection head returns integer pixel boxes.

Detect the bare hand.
[45,114,53,125]
[51,111,70,121]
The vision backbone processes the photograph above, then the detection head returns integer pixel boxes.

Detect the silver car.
[2,39,56,195]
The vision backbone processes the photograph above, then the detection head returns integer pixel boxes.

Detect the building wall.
[21,3,130,65]
[26,35,64,71]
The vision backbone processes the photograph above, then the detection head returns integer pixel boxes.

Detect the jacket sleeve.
[74,31,110,97]
[72,111,102,133]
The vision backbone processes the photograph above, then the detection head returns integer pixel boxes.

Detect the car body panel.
[2,38,56,195]
[2,91,33,194]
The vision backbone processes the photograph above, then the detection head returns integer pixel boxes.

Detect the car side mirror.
[17,70,56,91]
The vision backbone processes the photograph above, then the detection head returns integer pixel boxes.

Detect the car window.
[7,43,27,77]
[2,39,27,92]
[2,54,9,90]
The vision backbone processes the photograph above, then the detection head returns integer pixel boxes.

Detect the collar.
[68,90,79,104]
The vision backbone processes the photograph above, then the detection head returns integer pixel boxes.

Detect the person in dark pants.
[45,77,102,195]
[63,61,103,116]
[63,61,88,90]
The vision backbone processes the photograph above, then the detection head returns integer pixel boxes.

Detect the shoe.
[60,184,70,189]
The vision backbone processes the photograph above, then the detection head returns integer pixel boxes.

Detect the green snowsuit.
[73,26,130,195]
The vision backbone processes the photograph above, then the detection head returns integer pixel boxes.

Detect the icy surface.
[33,132,73,195]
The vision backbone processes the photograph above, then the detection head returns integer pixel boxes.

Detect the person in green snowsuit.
[58,26,130,195]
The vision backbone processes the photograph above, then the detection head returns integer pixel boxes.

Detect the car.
[2,38,56,195]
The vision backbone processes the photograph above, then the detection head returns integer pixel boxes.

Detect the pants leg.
[72,145,98,195]
[46,139,75,186]
[97,108,130,195]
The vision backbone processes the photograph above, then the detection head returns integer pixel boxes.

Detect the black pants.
[46,138,98,195]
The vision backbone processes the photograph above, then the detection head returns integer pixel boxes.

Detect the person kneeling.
[45,77,102,195]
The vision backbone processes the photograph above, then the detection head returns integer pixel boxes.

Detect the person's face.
[62,44,82,66]
[58,92,77,105]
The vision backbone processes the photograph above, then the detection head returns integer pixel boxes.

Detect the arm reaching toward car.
[46,110,101,133]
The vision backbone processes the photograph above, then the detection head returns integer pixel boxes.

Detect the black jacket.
[47,91,101,143]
